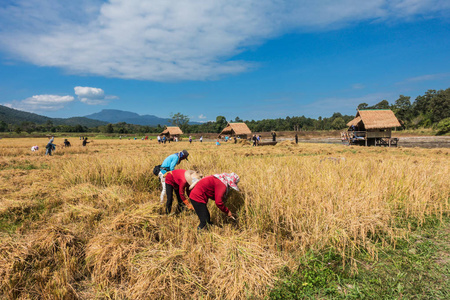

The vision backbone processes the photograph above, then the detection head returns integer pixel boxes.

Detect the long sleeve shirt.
[189,176,229,214]
[47,137,54,146]
[160,153,180,175]
[164,169,193,209]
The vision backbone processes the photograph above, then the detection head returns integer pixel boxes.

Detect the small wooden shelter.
[219,122,252,139]
[160,126,183,140]
[343,109,401,147]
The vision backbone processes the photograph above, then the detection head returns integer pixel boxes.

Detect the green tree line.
[358,88,449,129]
[2,88,449,135]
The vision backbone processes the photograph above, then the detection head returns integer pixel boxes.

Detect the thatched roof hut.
[347,110,401,130]
[160,126,183,137]
[219,122,252,139]
[344,109,401,147]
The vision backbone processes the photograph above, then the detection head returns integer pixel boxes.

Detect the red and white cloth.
[213,172,240,191]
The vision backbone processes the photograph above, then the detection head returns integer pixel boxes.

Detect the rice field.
[0,137,449,299]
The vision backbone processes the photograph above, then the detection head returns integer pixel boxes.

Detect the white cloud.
[198,114,207,119]
[1,1,449,81]
[74,86,116,105]
[3,94,74,111]
[352,83,365,90]
[402,73,450,83]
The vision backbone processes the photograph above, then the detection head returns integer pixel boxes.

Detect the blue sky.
[0,0,449,122]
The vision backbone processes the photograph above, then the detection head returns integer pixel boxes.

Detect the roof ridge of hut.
[160,126,183,136]
[359,109,391,111]
[219,122,252,138]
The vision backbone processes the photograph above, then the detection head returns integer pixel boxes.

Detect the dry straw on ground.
[0,137,449,299]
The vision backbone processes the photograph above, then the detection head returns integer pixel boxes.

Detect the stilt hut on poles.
[160,126,183,140]
[343,109,401,147]
[219,122,252,139]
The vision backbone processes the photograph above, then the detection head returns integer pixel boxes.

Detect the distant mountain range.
[0,105,195,127]
[0,104,107,127]
[84,109,172,126]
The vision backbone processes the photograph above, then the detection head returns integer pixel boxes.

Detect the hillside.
[0,104,52,125]
[0,105,107,127]
[53,117,108,127]
[84,109,172,126]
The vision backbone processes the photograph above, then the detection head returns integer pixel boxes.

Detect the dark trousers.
[165,184,186,214]
[191,199,212,230]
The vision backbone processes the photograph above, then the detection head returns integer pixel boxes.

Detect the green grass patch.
[269,217,450,299]
[2,160,51,171]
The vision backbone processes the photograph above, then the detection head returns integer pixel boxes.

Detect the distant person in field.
[252,134,257,147]
[295,133,298,144]
[157,135,161,144]
[189,136,192,144]
[216,139,221,146]
[200,136,203,143]
[164,169,202,214]
[272,131,277,142]
[162,136,167,144]
[234,136,237,144]
[64,139,71,147]
[82,137,90,146]
[45,137,55,155]
[158,150,190,203]
[31,145,39,152]
[189,172,239,230]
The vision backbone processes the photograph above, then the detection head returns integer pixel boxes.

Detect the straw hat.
[185,170,203,190]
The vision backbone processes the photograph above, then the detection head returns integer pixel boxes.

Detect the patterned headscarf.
[213,172,240,191]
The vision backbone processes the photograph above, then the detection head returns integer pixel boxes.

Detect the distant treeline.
[1,88,449,135]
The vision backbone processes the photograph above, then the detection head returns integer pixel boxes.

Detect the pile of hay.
[237,139,251,146]
[275,140,296,146]
[0,226,86,299]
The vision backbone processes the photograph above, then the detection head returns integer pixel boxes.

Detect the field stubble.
[0,138,448,299]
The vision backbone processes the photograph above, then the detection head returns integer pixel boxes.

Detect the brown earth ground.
[195,131,450,148]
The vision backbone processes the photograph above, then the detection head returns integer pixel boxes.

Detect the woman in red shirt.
[164,169,202,214]
[189,172,239,230]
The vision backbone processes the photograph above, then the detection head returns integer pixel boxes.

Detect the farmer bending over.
[189,172,239,230]
[164,169,202,214]
[158,150,189,203]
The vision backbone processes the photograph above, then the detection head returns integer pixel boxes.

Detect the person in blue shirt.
[45,137,55,155]
[158,150,189,203]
